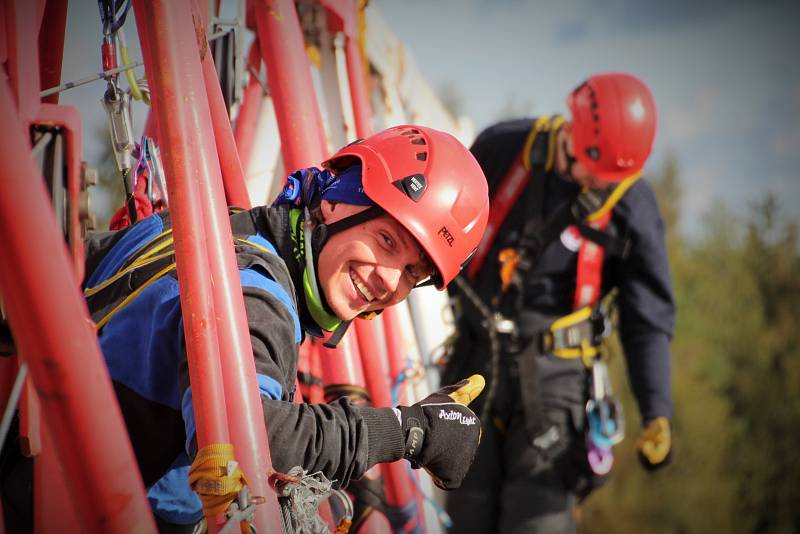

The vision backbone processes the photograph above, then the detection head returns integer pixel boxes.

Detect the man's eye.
[381,232,395,249]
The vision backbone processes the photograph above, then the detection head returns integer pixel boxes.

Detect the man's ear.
[318,200,336,223]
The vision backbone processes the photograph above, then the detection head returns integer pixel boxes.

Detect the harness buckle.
[572,190,605,220]
[491,312,517,335]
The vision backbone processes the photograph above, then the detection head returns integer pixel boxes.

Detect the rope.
[404,464,453,529]
[389,360,454,530]
[452,275,501,425]
[117,28,149,104]
[384,498,423,534]
[40,62,143,98]
[189,443,249,517]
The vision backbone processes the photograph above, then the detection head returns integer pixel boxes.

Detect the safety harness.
[455,117,636,461]
[84,210,362,531]
[83,211,277,529]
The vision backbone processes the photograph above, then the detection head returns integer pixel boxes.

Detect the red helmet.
[323,125,489,289]
[567,72,657,182]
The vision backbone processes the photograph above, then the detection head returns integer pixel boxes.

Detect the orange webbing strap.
[466,116,563,279]
[189,443,249,518]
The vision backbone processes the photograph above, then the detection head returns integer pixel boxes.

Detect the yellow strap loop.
[117,29,150,104]
[520,115,566,172]
[545,116,566,170]
[549,306,601,363]
[586,172,641,222]
[550,306,592,332]
[235,238,273,255]
[189,443,249,518]
[521,116,550,171]
[552,343,600,362]
[83,248,174,297]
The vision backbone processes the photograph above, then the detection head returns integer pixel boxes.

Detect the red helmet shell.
[323,125,489,289]
[567,73,657,182]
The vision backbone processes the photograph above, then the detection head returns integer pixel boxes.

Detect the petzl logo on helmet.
[393,173,427,202]
[438,226,454,247]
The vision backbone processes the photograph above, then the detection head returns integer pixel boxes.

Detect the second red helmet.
[323,125,489,289]
[567,72,657,182]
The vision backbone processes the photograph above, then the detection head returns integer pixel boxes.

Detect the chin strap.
[322,320,352,349]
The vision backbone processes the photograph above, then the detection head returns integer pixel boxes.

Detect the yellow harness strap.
[189,443,249,518]
[547,306,600,366]
[521,115,566,172]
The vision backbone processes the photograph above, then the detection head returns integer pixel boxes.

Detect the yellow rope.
[93,263,177,329]
[83,248,174,297]
[189,443,249,517]
[545,116,566,170]
[117,29,150,104]
[521,116,550,171]
[586,172,641,222]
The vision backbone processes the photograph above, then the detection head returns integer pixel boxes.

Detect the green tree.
[581,154,800,532]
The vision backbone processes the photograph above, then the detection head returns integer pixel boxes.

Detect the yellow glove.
[636,416,672,471]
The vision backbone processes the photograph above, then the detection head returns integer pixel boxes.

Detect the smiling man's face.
[316,200,434,321]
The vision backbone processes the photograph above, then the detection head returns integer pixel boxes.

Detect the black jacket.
[453,118,674,423]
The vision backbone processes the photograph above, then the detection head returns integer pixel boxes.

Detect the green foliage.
[581,162,800,533]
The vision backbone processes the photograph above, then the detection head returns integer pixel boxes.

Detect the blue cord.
[391,357,454,529]
[405,464,453,529]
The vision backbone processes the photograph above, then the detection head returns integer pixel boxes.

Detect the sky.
[58,1,800,236]
[374,0,800,236]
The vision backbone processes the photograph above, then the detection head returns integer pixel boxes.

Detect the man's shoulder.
[614,178,666,234]
[619,178,659,210]
[473,118,537,148]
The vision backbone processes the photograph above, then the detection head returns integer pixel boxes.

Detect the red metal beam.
[0,75,156,533]
[355,318,423,532]
[343,35,372,138]
[234,41,263,176]
[134,1,282,529]
[4,0,41,124]
[253,0,328,170]
[201,51,252,209]
[37,0,67,105]
[320,0,372,138]
[34,422,80,532]
[133,0,229,453]
[195,1,252,209]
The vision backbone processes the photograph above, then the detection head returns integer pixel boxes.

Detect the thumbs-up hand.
[396,375,485,490]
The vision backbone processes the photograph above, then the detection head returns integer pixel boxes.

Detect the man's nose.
[372,264,403,301]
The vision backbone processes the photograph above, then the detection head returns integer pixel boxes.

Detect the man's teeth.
[351,271,375,301]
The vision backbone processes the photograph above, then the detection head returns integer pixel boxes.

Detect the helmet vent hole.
[585,147,601,161]
[411,138,426,145]
[416,152,428,161]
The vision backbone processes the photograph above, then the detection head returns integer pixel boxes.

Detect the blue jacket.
[83,205,403,525]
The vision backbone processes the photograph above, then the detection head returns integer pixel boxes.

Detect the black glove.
[396,375,484,490]
[636,416,672,471]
